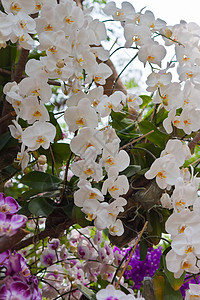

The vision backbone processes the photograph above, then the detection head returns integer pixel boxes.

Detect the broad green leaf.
[110,111,129,131]
[139,239,148,261]
[147,210,162,245]
[20,189,42,200]
[18,201,31,217]
[38,143,71,166]
[28,197,54,217]
[118,122,136,134]
[139,120,169,148]
[164,279,183,300]
[134,143,162,159]
[139,95,152,108]
[163,254,185,291]
[153,271,165,300]
[121,165,141,177]
[155,107,168,125]
[118,132,138,142]
[77,284,96,300]
[21,171,62,191]
[75,207,92,227]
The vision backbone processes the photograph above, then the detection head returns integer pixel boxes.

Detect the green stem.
[110,52,138,95]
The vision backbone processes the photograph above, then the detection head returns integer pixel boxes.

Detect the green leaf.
[49,112,63,142]
[153,271,165,300]
[19,189,42,200]
[164,279,183,300]
[21,171,62,191]
[121,165,141,177]
[28,197,54,217]
[75,207,92,227]
[139,95,152,108]
[139,239,148,261]
[156,107,168,125]
[39,143,71,166]
[163,254,185,291]
[18,201,31,217]
[147,210,162,245]
[153,270,182,300]
[138,120,169,148]
[77,284,96,300]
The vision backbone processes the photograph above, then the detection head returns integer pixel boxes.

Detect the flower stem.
[115,221,148,289]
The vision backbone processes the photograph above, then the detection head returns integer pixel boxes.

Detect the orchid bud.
[56,59,65,68]
[0,41,6,49]
[38,155,47,165]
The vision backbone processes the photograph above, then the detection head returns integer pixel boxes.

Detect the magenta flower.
[47,238,60,251]
[0,275,42,300]
[5,252,30,279]
[0,250,11,265]
[0,252,42,300]
[0,280,32,300]
[0,212,27,236]
[0,193,19,214]
[40,250,57,267]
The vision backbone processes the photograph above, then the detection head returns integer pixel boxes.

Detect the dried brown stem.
[120,130,154,150]
[115,221,148,289]
[0,110,16,125]
[189,131,200,151]
[14,48,30,83]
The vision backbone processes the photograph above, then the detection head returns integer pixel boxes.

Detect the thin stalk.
[120,130,154,150]
[110,52,138,95]
[115,221,148,289]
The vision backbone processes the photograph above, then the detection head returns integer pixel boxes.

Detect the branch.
[189,131,200,152]
[0,228,28,254]
[96,57,127,96]
[14,209,74,251]
[115,221,148,289]
[0,110,16,125]
[14,48,30,83]
[0,68,61,86]
[120,130,154,150]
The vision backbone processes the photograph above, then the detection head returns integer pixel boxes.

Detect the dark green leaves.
[139,120,169,148]
[121,165,141,177]
[77,284,96,300]
[28,197,54,217]
[139,239,148,261]
[139,95,152,108]
[21,171,62,192]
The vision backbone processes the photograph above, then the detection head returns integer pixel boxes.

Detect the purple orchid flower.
[0,212,27,236]
[0,250,11,265]
[5,252,30,278]
[0,275,42,300]
[0,193,19,214]
[40,249,57,267]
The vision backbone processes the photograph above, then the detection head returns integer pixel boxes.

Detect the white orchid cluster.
[71,127,130,235]
[2,0,200,295]
[145,139,200,279]
[1,0,133,235]
[103,1,200,284]
[104,1,200,135]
